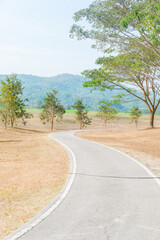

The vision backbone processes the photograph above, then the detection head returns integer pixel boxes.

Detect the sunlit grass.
[26,108,41,113]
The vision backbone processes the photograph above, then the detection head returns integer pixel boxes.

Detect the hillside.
[0,73,150,112]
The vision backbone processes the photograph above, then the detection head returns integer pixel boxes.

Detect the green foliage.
[40,89,65,130]
[70,0,127,49]
[97,99,118,128]
[71,0,160,128]
[70,0,160,114]
[72,99,92,129]
[82,49,160,128]
[0,74,32,129]
[121,0,160,50]
[71,0,160,63]
[70,0,160,58]
[130,106,142,128]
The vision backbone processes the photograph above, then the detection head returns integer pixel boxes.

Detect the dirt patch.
[0,128,69,239]
[76,128,160,176]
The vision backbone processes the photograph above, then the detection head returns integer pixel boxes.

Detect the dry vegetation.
[0,120,69,239]
[1,110,160,239]
[76,128,160,176]
[71,112,160,177]
[54,112,160,130]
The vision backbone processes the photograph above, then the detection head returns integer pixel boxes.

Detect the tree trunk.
[51,111,54,131]
[51,118,53,131]
[150,111,155,128]
[4,121,7,130]
[11,119,14,128]
[80,119,82,130]
[135,120,138,129]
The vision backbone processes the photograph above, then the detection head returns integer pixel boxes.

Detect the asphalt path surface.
[7,131,160,240]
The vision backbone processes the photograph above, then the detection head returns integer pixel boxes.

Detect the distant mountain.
[0,73,150,112]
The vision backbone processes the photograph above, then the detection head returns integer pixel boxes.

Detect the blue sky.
[0,0,100,76]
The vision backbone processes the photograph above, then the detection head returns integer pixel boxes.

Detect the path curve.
[4,130,160,240]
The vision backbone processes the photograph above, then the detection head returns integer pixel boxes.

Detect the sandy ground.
[76,128,160,176]
[0,128,69,239]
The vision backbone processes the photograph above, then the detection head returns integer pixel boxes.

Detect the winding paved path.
[5,131,160,240]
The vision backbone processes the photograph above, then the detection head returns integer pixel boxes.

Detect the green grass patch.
[65,110,76,114]
[26,108,76,115]
[26,108,41,113]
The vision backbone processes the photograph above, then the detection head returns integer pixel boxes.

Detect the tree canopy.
[70,0,160,58]
[72,99,92,129]
[130,106,142,128]
[97,100,118,128]
[0,74,32,129]
[70,0,160,127]
[82,50,160,127]
[40,89,65,131]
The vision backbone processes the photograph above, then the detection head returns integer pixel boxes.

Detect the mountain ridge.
[0,73,148,112]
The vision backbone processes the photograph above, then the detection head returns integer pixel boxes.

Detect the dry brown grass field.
[76,127,160,176]
[75,112,160,176]
[22,110,160,130]
[1,110,160,239]
[0,120,69,239]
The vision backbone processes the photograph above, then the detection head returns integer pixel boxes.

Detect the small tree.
[72,99,92,129]
[97,100,117,128]
[40,89,65,131]
[130,106,142,128]
[0,74,32,129]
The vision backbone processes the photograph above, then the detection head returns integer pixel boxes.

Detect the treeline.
[0,75,92,130]
[0,74,143,130]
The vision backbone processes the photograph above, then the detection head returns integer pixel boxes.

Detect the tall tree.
[70,0,160,128]
[72,99,92,129]
[40,89,65,131]
[0,74,32,129]
[0,81,11,129]
[82,51,160,128]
